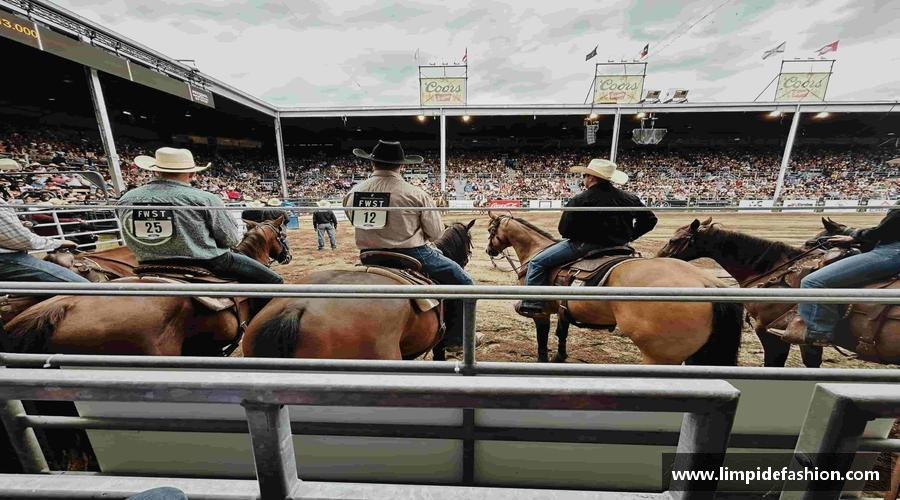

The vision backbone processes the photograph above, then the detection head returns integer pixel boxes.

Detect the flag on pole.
[762,41,786,60]
[462,47,468,64]
[585,45,598,61]
[414,48,419,62]
[639,43,649,59]
[816,40,839,56]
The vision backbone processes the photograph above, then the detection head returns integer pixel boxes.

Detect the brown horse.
[658,217,899,366]
[2,215,291,356]
[242,221,474,361]
[485,214,743,365]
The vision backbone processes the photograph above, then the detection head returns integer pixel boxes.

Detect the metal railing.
[0,367,740,500]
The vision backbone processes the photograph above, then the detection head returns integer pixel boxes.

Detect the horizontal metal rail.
[8,204,898,213]
[2,282,899,303]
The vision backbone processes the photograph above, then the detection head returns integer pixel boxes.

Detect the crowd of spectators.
[2,125,897,207]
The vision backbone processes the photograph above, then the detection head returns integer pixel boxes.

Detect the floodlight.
[815,111,830,119]
[417,115,427,122]
[461,115,471,123]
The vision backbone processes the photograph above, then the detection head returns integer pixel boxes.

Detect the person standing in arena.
[343,140,475,353]
[516,159,658,317]
[313,200,338,251]
[0,158,86,283]
[770,207,899,347]
[117,147,283,284]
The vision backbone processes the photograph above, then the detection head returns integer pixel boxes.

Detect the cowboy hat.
[267,198,282,207]
[316,200,331,208]
[133,147,210,173]
[569,158,629,184]
[352,140,423,165]
[888,158,900,165]
[0,158,22,171]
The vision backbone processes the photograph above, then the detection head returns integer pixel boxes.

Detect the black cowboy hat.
[352,140,424,165]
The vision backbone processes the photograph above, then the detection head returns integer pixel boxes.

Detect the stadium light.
[417,115,427,123]
[461,115,471,123]
[588,113,599,120]
[768,111,782,118]
[636,112,647,119]
[640,90,661,104]
[184,111,191,118]
[815,111,830,119]
[122,110,132,116]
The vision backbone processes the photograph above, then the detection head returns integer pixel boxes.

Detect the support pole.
[243,403,299,500]
[440,112,447,192]
[274,112,289,200]
[0,400,49,473]
[773,105,802,202]
[86,68,124,195]
[610,110,621,163]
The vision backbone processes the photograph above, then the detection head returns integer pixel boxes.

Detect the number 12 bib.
[351,192,391,230]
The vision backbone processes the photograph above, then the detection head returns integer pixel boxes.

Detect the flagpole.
[753,74,780,102]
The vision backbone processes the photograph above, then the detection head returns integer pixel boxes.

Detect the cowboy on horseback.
[117,147,283,284]
[516,159,658,317]
[0,159,86,284]
[343,140,475,352]
[770,208,900,346]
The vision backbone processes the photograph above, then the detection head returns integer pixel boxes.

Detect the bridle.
[487,215,528,275]
[243,222,292,265]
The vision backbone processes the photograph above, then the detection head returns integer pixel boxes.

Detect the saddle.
[133,263,251,356]
[752,248,900,361]
[514,246,640,329]
[358,251,440,314]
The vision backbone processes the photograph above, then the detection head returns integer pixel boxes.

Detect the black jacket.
[313,210,338,228]
[852,209,898,245]
[558,182,658,246]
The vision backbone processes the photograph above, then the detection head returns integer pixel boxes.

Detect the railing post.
[0,399,49,473]
[243,403,299,500]
[50,210,64,240]
[461,298,477,375]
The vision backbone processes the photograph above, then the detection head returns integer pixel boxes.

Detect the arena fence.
[0,283,898,499]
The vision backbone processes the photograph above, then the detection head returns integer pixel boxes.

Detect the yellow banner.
[420,77,466,106]
[593,75,644,104]
[775,72,831,102]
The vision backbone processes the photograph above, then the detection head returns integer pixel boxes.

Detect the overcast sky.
[56,0,900,106]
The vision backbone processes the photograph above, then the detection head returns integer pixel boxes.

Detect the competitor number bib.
[351,192,390,230]
[131,209,175,240]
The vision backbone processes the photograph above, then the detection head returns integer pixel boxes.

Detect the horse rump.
[2,299,70,353]
[686,301,743,366]
[249,307,304,358]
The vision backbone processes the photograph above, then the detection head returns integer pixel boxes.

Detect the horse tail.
[686,301,743,366]
[250,307,303,358]
[2,299,69,353]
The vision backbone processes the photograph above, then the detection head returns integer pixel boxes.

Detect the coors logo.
[776,72,830,102]
[420,77,466,106]
[593,75,644,104]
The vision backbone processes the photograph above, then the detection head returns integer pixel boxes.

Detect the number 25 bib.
[127,209,175,244]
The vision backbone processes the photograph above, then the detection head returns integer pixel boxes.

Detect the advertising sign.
[822,199,860,213]
[593,75,645,104]
[866,199,898,212]
[775,72,831,102]
[487,199,522,208]
[783,199,818,213]
[420,77,466,106]
[739,200,776,212]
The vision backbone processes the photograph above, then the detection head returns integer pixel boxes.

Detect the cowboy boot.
[768,316,830,346]
[515,300,547,318]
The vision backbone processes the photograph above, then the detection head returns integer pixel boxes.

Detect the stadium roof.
[7,0,900,120]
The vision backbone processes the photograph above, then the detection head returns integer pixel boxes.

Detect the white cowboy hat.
[133,147,210,173]
[569,158,629,184]
[0,158,22,171]
[267,198,282,207]
[316,200,331,208]
[888,158,900,165]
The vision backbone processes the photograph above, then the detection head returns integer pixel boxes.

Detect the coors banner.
[593,75,645,104]
[420,77,466,106]
[775,72,831,102]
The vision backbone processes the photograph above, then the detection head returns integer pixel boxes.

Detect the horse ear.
[275,213,287,226]
[689,219,701,232]
[467,219,476,230]
[243,219,258,229]
[488,211,496,220]
[701,217,713,226]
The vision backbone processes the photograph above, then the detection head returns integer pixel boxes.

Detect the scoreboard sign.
[0,8,40,49]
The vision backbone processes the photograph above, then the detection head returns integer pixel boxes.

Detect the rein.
[738,242,826,288]
[488,215,548,279]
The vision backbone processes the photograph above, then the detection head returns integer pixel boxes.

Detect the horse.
[2,215,291,356]
[242,220,474,361]
[485,213,743,365]
[657,217,897,367]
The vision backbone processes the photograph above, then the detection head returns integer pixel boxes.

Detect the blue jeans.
[522,240,605,307]
[316,223,336,249]
[0,251,89,282]
[204,251,284,284]
[799,240,900,341]
[126,487,187,500]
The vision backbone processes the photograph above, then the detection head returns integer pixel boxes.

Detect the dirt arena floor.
[276,211,894,368]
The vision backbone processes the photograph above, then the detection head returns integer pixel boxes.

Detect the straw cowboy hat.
[316,200,331,208]
[267,198,282,207]
[888,158,900,165]
[0,159,22,171]
[352,140,423,165]
[569,158,629,184]
[133,147,210,173]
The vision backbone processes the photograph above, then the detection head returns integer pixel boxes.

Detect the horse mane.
[704,226,804,273]
[510,217,560,243]
[234,227,267,257]
[434,222,473,268]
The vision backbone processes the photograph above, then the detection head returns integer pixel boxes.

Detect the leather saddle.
[754,248,899,362]
[358,251,440,314]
